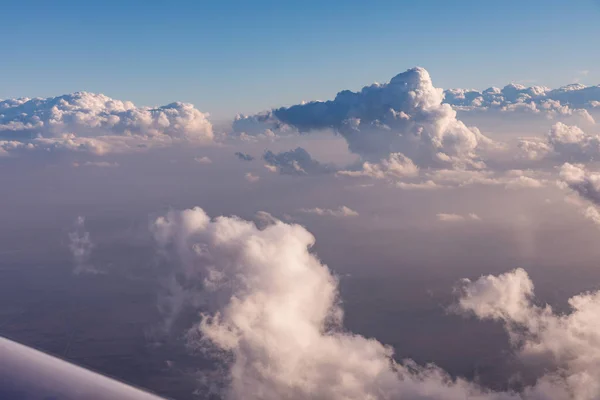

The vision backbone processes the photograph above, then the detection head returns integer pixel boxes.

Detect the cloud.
[238,67,493,170]
[337,152,418,180]
[547,123,598,161]
[503,175,545,189]
[234,152,254,162]
[437,213,481,222]
[68,216,97,274]
[0,92,214,157]
[519,123,600,162]
[517,138,553,161]
[195,156,213,164]
[253,211,279,229]
[558,163,600,225]
[232,112,290,138]
[445,83,599,123]
[152,207,524,400]
[583,205,600,225]
[559,162,600,205]
[0,134,116,156]
[245,172,260,182]
[394,169,547,191]
[396,179,444,190]
[263,147,334,176]
[298,206,359,217]
[264,164,278,173]
[457,268,600,399]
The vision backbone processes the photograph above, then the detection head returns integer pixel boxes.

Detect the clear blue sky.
[2,0,600,120]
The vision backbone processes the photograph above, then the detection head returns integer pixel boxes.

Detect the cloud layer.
[445,83,598,123]
[0,92,214,156]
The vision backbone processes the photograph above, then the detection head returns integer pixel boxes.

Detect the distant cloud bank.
[0,92,214,157]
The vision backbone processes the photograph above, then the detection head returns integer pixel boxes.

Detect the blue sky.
[2,0,599,119]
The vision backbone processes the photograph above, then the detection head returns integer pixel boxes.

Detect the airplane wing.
[0,336,168,400]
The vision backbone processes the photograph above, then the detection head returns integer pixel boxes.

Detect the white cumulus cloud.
[152,207,521,400]
[458,268,600,400]
[337,152,418,180]
[236,67,494,170]
[559,162,600,205]
[519,123,600,162]
[0,92,214,157]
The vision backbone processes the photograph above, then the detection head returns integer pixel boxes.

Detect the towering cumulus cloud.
[0,92,213,156]
[236,67,493,170]
[458,268,600,400]
[153,207,520,400]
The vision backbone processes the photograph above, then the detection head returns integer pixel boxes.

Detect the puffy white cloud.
[518,138,553,161]
[445,83,599,123]
[583,206,600,226]
[559,162,600,205]
[457,268,535,325]
[519,123,600,162]
[547,123,595,156]
[152,207,520,400]
[337,152,418,180]
[263,147,334,176]
[298,206,359,217]
[68,216,97,274]
[556,123,600,159]
[0,92,214,157]
[236,68,493,170]
[458,268,600,400]
[0,92,213,140]
[558,163,600,225]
